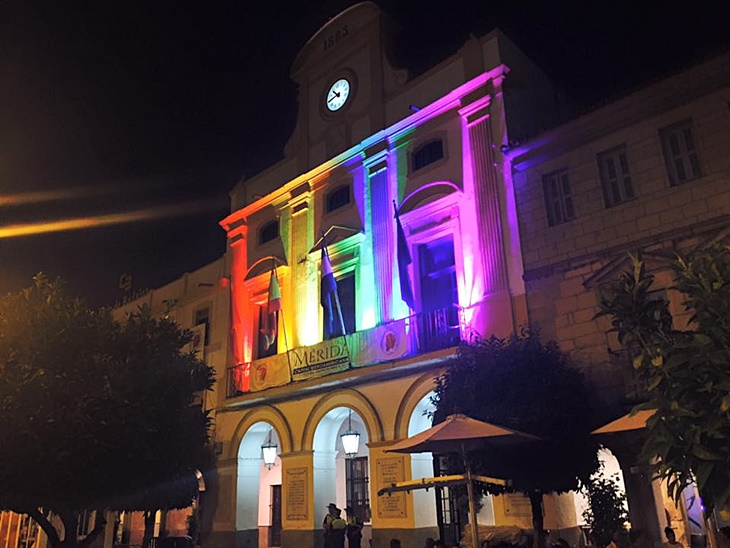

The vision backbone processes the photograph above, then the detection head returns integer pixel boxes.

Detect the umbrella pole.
[461,442,480,548]
[466,465,480,548]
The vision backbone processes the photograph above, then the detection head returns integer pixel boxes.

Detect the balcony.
[226,304,474,398]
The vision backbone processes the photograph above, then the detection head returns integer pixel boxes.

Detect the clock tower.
[284,2,407,173]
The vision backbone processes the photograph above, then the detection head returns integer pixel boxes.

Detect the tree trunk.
[142,511,157,548]
[79,510,107,548]
[59,511,80,548]
[27,508,61,548]
[528,491,546,548]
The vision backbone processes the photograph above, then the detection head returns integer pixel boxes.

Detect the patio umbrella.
[385,414,540,548]
[592,409,657,434]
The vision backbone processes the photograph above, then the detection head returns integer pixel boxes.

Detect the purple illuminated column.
[364,141,392,324]
[460,95,509,296]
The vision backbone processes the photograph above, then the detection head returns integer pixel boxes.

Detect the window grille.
[346,456,370,523]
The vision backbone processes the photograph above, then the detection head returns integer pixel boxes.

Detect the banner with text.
[288,336,350,382]
[348,318,409,367]
[250,352,292,392]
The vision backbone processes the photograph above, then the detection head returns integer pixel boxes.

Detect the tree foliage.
[432,328,600,546]
[597,245,730,512]
[582,465,628,548]
[0,276,214,548]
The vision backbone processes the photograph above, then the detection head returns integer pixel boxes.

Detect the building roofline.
[505,51,730,170]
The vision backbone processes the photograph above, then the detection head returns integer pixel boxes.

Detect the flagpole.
[272,259,293,375]
[322,234,347,337]
[321,233,352,368]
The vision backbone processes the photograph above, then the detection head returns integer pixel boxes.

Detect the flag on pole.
[320,245,338,335]
[261,268,281,350]
[395,205,415,310]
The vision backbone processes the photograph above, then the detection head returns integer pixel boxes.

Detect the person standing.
[345,506,363,548]
[330,508,347,548]
[323,503,338,548]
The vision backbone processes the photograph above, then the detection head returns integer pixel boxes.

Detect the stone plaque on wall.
[376,456,407,519]
[286,467,309,521]
[503,492,532,517]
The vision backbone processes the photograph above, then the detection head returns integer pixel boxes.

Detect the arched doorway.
[408,393,438,533]
[237,421,282,547]
[312,407,371,545]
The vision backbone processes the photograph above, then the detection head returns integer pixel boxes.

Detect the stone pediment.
[583,225,730,289]
[291,2,380,77]
[309,225,363,254]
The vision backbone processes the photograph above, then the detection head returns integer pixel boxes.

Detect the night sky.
[1,0,727,307]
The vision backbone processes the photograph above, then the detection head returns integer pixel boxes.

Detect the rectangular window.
[542,169,575,226]
[323,273,356,340]
[598,145,635,207]
[417,236,460,350]
[660,120,702,186]
[194,307,210,346]
[412,140,444,172]
[346,457,370,523]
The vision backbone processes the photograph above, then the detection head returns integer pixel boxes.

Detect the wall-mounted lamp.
[341,410,360,459]
[261,430,278,469]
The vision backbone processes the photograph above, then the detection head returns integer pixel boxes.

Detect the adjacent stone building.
[508,51,730,548]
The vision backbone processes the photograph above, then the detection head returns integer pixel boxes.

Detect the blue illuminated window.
[412,140,444,172]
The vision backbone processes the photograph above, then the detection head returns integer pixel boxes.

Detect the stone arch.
[301,389,384,451]
[398,181,461,216]
[393,372,439,440]
[244,255,287,281]
[227,405,295,459]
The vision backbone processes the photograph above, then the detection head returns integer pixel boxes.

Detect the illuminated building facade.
[213,3,573,547]
[508,52,730,548]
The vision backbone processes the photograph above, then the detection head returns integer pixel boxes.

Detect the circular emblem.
[380,329,399,355]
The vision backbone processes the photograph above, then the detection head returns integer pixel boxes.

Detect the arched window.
[259,220,279,244]
[326,184,351,213]
[411,139,444,172]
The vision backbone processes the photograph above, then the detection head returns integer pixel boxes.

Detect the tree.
[433,328,600,548]
[597,245,730,512]
[0,276,214,548]
[582,464,628,548]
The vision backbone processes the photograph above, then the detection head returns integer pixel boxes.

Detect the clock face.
[325,78,351,112]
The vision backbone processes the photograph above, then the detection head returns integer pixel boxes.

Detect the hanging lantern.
[261,430,278,469]
[341,410,360,458]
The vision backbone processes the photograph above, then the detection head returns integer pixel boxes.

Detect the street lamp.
[341,410,360,458]
[261,430,277,469]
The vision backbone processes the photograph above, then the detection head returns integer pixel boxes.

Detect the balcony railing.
[227,304,473,398]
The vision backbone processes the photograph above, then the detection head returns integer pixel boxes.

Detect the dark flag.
[321,244,339,334]
[260,268,281,350]
[395,204,415,310]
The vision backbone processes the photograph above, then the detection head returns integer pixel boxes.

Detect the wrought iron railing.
[226,304,471,398]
